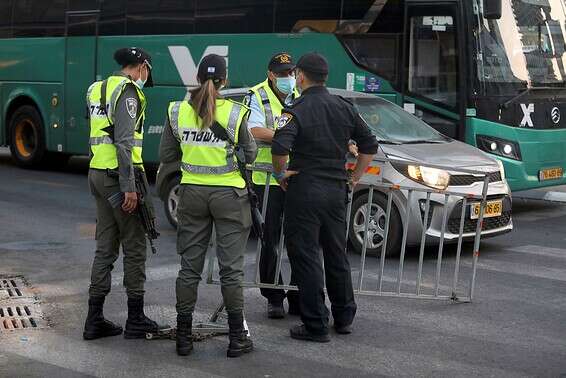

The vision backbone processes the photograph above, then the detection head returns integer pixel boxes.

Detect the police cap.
[197,54,227,84]
[296,52,329,75]
[268,52,295,73]
[113,47,154,87]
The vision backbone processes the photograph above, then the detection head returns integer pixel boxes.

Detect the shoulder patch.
[277,113,293,128]
[126,98,137,119]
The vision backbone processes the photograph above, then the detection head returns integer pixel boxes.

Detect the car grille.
[421,195,512,234]
[447,195,512,234]
[449,171,502,186]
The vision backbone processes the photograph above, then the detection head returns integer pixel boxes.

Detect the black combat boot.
[227,311,253,358]
[124,297,165,339]
[83,296,123,340]
[176,314,193,356]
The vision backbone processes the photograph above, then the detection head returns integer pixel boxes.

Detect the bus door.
[64,10,100,155]
[401,1,466,140]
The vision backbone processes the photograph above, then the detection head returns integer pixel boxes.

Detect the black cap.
[296,52,329,75]
[268,52,295,73]
[114,47,154,87]
[197,54,227,84]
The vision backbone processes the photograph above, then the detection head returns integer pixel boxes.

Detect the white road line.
[506,245,566,259]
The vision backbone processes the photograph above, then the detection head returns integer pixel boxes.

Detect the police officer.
[84,47,165,340]
[159,54,257,357]
[271,52,378,342]
[244,52,300,319]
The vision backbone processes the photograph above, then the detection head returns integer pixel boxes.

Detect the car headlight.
[406,165,450,190]
[476,135,522,160]
[496,159,506,180]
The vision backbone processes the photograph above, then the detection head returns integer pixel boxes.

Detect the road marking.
[506,245,566,259]
[463,259,566,282]
[20,179,75,189]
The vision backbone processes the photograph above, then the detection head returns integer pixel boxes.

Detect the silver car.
[156,88,512,255]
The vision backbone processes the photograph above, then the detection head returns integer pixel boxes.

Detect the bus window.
[407,15,458,108]
[0,0,12,38]
[100,0,125,36]
[275,0,341,33]
[127,0,195,35]
[68,0,100,11]
[195,0,274,33]
[13,0,66,37]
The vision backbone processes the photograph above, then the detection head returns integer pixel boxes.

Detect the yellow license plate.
[470,200,503,220]
[539,167,563,181]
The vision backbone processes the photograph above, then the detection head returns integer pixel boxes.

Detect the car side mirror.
[483,0,502,20]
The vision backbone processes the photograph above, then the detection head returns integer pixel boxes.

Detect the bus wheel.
[9,105,47,168]
[348,192,402,257]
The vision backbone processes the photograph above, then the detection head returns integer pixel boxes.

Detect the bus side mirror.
[483,0,502,19]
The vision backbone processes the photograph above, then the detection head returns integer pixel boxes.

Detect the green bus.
[0,0,565,191]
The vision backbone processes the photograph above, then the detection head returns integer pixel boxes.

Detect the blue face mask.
[275,76,296,94]
[135,78,146,88]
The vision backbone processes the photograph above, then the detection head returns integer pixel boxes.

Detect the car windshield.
[350,97,449,144]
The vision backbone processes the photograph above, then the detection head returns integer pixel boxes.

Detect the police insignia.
[278,113,293,128]
[126,98,137,119]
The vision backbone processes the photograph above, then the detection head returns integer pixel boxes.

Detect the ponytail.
[190,79,219,130]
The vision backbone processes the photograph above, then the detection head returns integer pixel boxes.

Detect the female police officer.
[159,54,257,357]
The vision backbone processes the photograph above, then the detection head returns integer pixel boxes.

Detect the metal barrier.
[197,157,493,332]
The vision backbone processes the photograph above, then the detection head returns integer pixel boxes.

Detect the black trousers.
[255,184,299,306]
[284,174,356,335]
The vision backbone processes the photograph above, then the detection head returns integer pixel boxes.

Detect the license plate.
[470,200,503,220]
[539,167,563,181]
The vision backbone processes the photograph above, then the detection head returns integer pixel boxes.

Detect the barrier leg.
[378,190,393,293]
[357,186,374,292]
[434,194,449,297]
[416,192,431,295]
[469,176,489,301]
[451,197,467,300]
[254,175,271,284]
[397,190,412,294]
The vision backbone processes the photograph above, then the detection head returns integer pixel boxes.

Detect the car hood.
[380,140,499,172]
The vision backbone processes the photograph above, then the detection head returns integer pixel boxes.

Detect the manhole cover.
[0,276,46,332]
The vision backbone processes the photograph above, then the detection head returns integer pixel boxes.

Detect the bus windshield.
[475,0,566,93]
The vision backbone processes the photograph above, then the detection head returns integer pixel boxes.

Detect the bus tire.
[163,175,180,229]
[8,105,47,168]
[348,192,402,257]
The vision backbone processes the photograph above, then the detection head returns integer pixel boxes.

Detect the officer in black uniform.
[271,52,378,342]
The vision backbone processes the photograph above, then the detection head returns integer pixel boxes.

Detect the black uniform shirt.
[272,86,378,181]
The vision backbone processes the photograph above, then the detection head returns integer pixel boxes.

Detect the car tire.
[163,175,180,229]
[348,192,403,257]
[9,105,47,168]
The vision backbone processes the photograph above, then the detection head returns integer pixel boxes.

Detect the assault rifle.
[107,168,160,254]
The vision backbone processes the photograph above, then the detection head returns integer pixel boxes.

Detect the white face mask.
[135,65,148,88]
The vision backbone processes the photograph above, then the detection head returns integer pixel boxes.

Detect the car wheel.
[163,176,180,229]
[349,192,402,257]
[9,105,47,167]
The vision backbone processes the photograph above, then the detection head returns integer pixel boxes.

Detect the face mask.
[135,66,147,88]
[275,76,296,94]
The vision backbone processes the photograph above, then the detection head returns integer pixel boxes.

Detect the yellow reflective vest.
[248,79,299,185]
[168,98,249,188]
[87,75,146,169]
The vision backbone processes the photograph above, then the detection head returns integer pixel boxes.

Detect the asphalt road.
[1,148,565,377]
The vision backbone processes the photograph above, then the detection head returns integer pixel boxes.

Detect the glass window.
[341,34,400,84]
[195,0,274,33]
[275,0,340,33]
[68,0,100,11]
[127,0,195,35]
[352,97,448,143]
[341,0,375,20]
[408,14,459,108]
[100,0,125,35]
[13,0,66,37]
[0,0,12,38]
